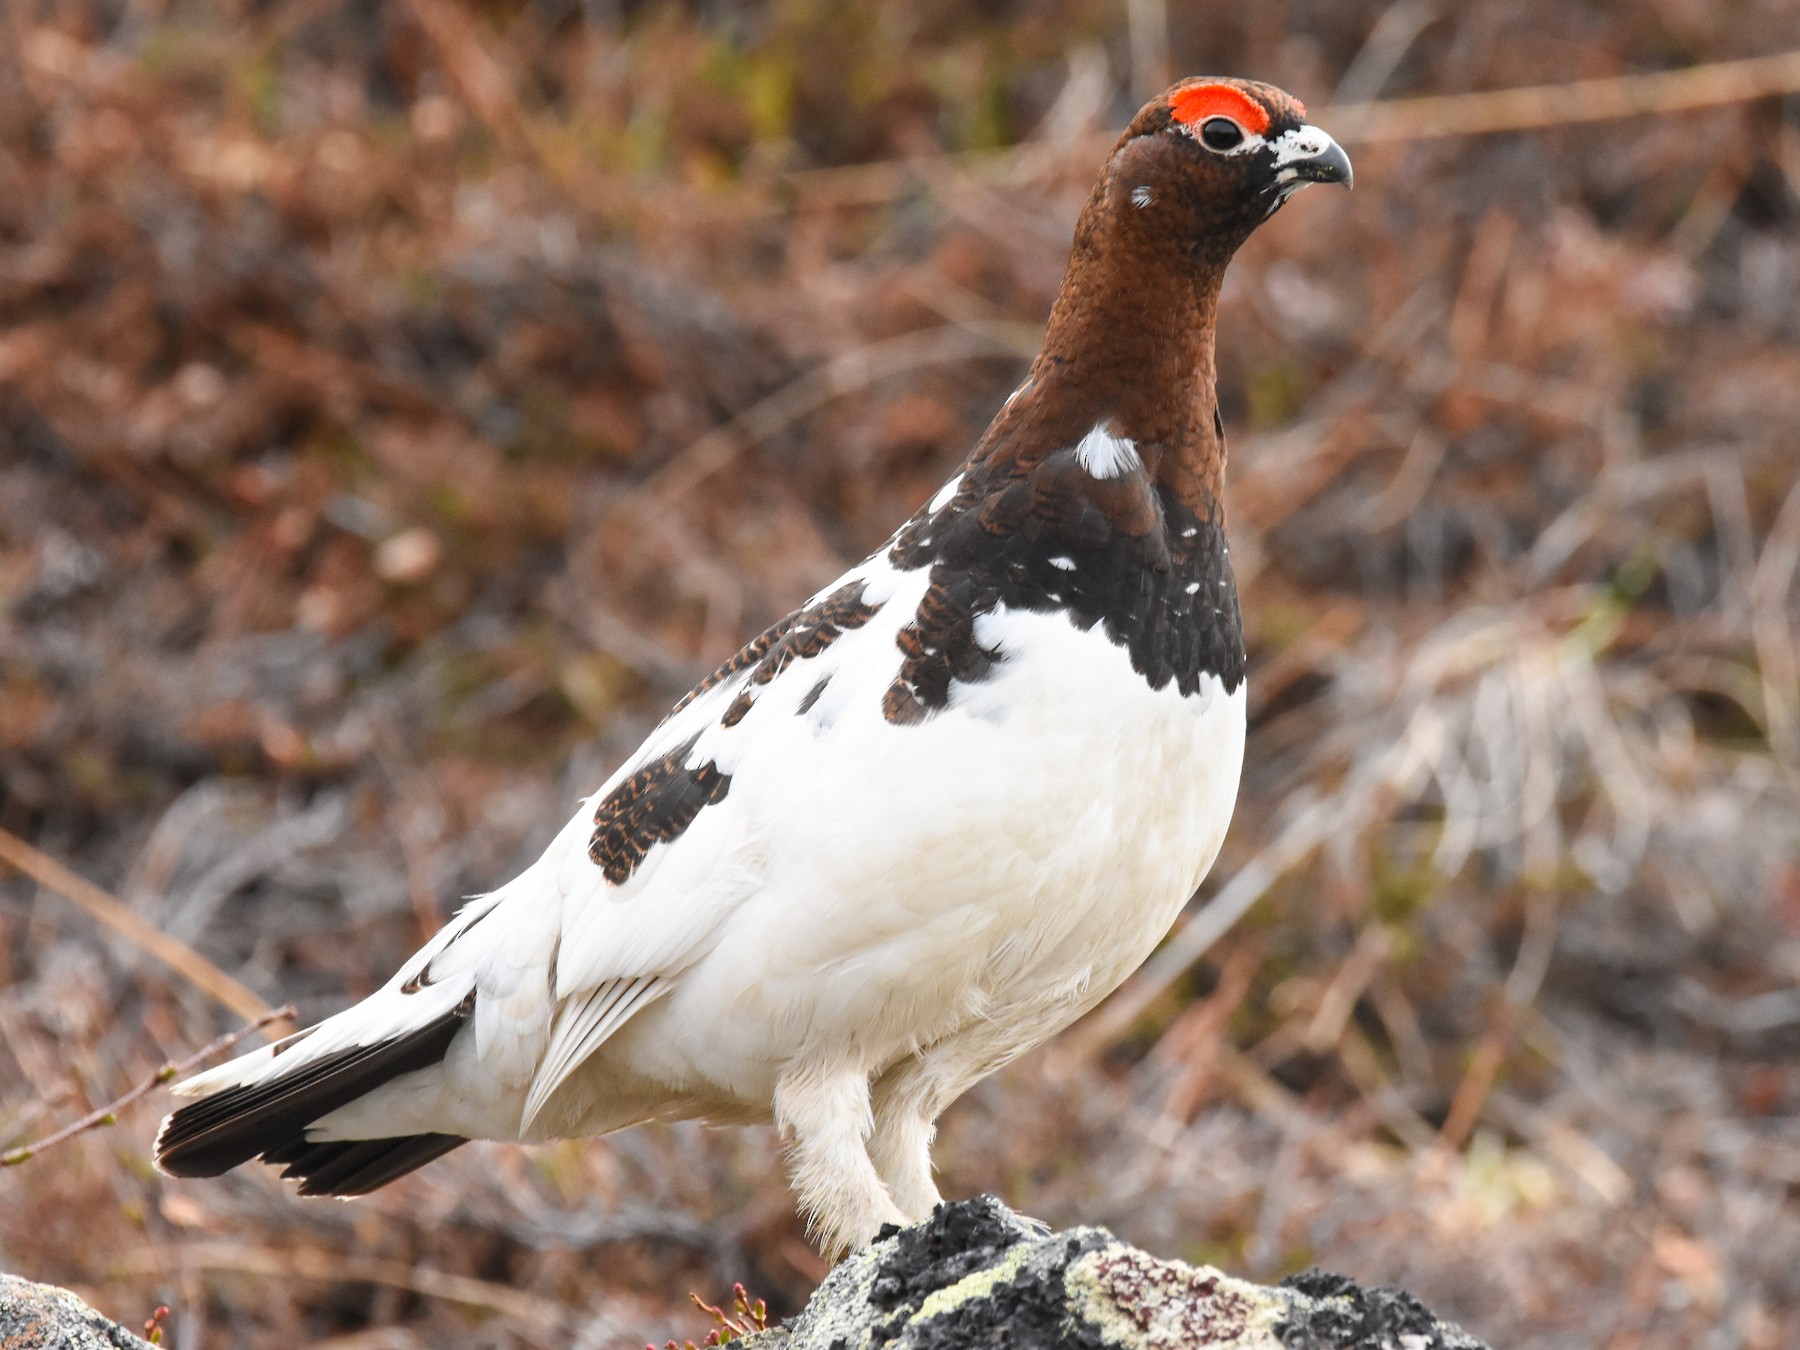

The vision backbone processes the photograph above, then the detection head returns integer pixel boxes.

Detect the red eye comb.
[1169,84,1274,136]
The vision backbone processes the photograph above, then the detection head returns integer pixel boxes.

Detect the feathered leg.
[773,1064,907,1260]
[867,1060,943,1222]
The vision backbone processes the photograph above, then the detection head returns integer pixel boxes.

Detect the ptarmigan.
[157,77,1351,1258]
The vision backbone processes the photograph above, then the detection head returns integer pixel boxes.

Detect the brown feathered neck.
[972,128,1235,521]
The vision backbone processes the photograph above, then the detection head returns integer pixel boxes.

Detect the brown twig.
[775,50,1800,211]
[1332,49,1800,143]
[1149,938,1263,1124]
[117,1242,574,1331]
[1751,479,1800,797]
[0,827,287,1033]
[1436,1003,1519,1154]
[398,0,543,166]
[631,320,1038,510]
[1438,890,1560,1151]
[1,1005,295,1167]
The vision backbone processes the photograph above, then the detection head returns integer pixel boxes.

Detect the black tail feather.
[263,1131,466,1196]
[156,997,473,1189]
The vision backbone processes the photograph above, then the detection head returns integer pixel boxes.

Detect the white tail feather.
[520,976,668,1130]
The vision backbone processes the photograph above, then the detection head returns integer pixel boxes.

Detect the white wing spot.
[928,473,962,513]
[1131,185,1153,209]
[1074,424,1140,480]
[1185,581,1200,595]
[1049,555,1076,571]
[1181,526,1198,539]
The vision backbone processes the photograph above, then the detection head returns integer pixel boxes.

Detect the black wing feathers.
[261,1131,465,1197]
[155,998,472,1191]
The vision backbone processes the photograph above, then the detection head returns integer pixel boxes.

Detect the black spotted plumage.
[588,730,732,885]
[796,676,831,714]
[667,580,881,729]
[721,581,880,727]
[667,617,791,717]
[400,903,495,994]
[580,582,879,882]
[880,444,1245,725]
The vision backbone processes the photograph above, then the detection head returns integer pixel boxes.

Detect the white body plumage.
[172,540,1245,1253]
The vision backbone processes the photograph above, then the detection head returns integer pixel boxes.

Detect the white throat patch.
[1074,425,1141,480]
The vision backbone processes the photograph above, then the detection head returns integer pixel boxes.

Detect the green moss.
[1247,361,1306,430]
[1249,599,1316,653]
[238,53,283,138]
[1560,548,1658,663]
[557,652,641,728]
[400,266,445,308]
[745,57,797,146]
[1371,850,1442,926]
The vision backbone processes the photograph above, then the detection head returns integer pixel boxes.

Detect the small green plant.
[652,1283,770,1350]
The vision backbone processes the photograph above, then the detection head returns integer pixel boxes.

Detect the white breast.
[608,600,1247,1104]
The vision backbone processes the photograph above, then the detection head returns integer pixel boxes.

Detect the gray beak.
[1270,125,1354,190]
[1296,136,1353,189]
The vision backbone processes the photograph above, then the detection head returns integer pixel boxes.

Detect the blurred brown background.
[3,0,1800,1345]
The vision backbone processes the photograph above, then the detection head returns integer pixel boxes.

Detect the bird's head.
[1097,77,1352,268]
[1022,75,1352,468]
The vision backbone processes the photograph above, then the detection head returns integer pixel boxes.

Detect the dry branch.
[1,1005,295,1167]
[778,50,1800,209]
[116,1243,574,1332]
[1332,49,1800,142]
[0,828,286,1033]
[633,321,1039,508]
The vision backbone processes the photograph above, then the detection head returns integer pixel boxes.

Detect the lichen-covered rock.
[746,1197,1489,1350]
[0,1204,1486,1350]
[0,1275,154,1350]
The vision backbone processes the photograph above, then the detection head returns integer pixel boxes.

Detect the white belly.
[609,604,1247,1109]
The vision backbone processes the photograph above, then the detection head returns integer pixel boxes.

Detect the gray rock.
[0,1201,1489,1349]
[746,1197,1490,1350]
[0,1274,155,1350]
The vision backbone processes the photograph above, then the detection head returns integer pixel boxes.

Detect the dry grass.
[3,1,1800,1346]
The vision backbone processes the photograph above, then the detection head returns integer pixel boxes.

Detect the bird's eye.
[1200,117,1244,151]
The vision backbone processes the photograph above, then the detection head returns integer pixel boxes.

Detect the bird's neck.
[1003,189,1231,520]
